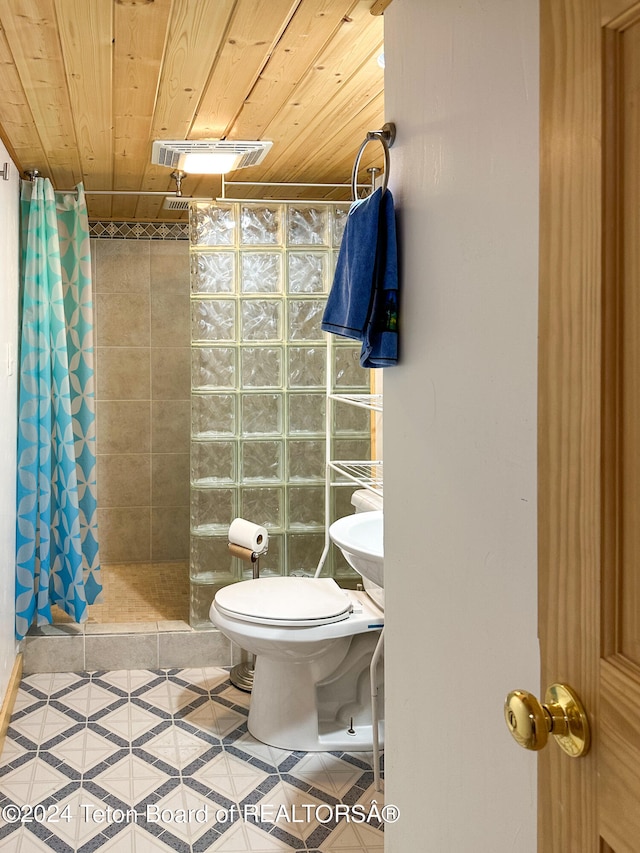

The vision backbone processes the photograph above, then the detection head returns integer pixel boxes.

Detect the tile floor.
[66,562,190,624]
[0,667,384,852]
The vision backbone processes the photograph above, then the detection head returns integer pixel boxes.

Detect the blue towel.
[361,189,398,367]
[321,187,399,367]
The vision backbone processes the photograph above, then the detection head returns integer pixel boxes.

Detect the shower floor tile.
[52,562,190,625]
[0,668,384,853]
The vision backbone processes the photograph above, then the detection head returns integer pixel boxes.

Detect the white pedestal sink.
[329,510,384,589]
[329,509,385,786]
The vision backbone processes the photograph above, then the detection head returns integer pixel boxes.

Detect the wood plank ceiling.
[0,0,388,221]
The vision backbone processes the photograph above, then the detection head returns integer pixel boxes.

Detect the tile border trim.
[89,220,189,240]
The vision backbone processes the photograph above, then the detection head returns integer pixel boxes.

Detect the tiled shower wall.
[92,236,191,563]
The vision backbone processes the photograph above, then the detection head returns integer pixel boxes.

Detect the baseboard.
[0,653,22,754]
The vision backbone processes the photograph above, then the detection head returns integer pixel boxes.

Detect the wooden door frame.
[538,0,601,848]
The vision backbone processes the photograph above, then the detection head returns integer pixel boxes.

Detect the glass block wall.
[188,201,372,627]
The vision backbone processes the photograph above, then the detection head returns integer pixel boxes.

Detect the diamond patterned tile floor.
[0,668,385,852]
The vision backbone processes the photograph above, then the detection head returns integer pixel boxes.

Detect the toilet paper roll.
[228,517,269,553]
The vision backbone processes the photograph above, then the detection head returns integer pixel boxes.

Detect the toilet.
[209,490,384,752]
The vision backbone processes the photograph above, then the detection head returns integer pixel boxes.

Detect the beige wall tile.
[151,348,190,400]
[97,401,151,454]
[152,453,189,506]
[151,401,190,453]
[92,238,195,611]
[150,240,189,292]
[95,293,150,347]
[23,636,85,674]
[151,293,190,347]
[91,238,97,291]
[85,633,158,670]
[158,629,231,669]
[97,507,151,562]
[94,239,150,293]
[98,454,151,507]
[157,620,190,632]
[96,347,151,400]
[151,507,189,561]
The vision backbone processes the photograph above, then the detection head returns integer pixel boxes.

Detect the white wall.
[0,143,19,700]
[383,1,539,849]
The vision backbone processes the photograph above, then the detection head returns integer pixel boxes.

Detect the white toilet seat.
[213,576,353,627]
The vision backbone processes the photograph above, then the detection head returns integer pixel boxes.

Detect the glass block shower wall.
[188,201,372,627]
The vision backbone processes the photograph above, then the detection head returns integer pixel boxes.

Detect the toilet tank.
[351,489,383,513]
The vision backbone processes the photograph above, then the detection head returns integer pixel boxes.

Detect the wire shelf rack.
[328,392,383,412]
[327,460,384,495]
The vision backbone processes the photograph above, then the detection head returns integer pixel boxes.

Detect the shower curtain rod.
[216,197,351,205]
[55,189,180,196]
[22,169,183,197]
[218,175,378,204]
[221,178,370,192]
[222,180,362,188]
[21,175,372,201]
[56,188,351,204]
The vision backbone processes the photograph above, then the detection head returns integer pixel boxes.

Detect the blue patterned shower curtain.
[15,178,102,640]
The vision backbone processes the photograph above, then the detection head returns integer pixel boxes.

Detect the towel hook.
[351,122,396,201]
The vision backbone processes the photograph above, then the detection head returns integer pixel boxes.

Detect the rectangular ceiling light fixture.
[152,139,273,174]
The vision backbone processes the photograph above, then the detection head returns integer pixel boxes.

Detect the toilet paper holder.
[226,521,269,692]
[227,542,268,576]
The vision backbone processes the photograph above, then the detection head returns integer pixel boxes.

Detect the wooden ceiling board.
[233,1,383,191]
[0,25,46,171]
[111,0,173,220]
[245,0,384,180]
[190,0,302,139]
[150,0,237,141]
[246,35,384,183]
[0,0,81,185]
[131,0,237,220]
[301,0,382,88]
[229,0,359,139]
[370,0,393,13]
[54,0,113,218]
[0,0,387,219]
[287,91,386,188]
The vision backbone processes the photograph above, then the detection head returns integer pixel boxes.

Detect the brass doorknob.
[504,683,590,757]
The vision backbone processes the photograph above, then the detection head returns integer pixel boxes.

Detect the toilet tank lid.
[351,489,383,512]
